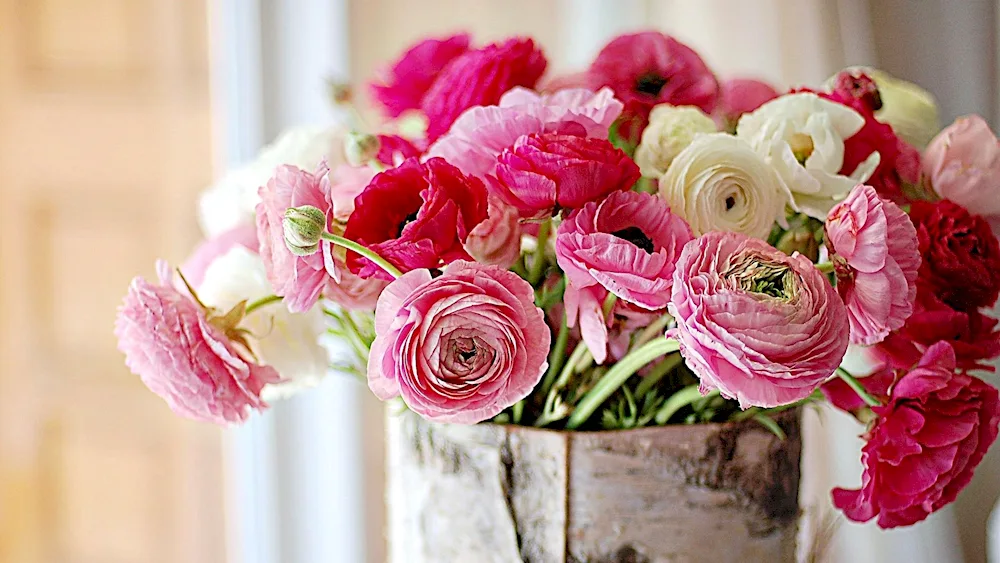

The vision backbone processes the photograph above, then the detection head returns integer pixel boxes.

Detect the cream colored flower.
[634,105,717,178]
[736,93,879,219]
[198,125,347,237]
[659,133,790,240]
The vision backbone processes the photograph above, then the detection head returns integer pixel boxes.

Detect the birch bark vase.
[387,409,801,563]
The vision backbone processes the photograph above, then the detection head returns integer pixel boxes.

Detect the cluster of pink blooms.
[116,31,1000,529]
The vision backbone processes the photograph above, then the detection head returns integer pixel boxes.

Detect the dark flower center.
[397,209,419,236]
[612,226,655,254]
[635,72,668,97]
[725,196,737,210]
[751,270,790,298]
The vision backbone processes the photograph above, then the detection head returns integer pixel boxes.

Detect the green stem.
[538,314,570,398]
[244,294,283,315]
[815,261,835,274]
[654,384,718,425]
[512,400,525,424]
[632,313,673,350]
[837,368,882,407]
[566,337,680,429]
[634,353,683,398]
[528,220,552,285]
[537,343,591,426]
[602,292,618,320]
[321,232,402,279]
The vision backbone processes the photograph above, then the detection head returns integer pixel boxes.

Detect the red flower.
[873,287,1000,372]
[910,200,1000,311]
[344,157,488,280]
[375,134,423,167]
[369,34,471,118]
[490,133,640,219]
[421,37,547,142]
[587,32,719,140]
[822,71,921,202]
[833,342,1000,528]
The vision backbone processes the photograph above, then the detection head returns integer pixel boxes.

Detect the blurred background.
[0,0,997,562]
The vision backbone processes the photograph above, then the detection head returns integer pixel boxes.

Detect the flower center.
[789,133,814,165]
[725,195,737,211]
[397,209,419,236]
[612,226,655,254]
[728,257,797,300]
[635,72,668,97]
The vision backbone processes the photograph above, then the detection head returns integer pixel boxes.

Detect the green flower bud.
[344,131,381,167]
[283,205,326,256]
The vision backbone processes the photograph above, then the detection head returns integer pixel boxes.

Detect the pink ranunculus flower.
[826,184,920,345]
[181,225,259,288]
[556,191,692,363]
[421,37,547,142]
[490,132,640,218]
[718,78,779,125]
[833,342,1000,528]
[256,163,337,313]
[368,261,550,423]
[368,33,471,118]
[669,232,850,408]
[425,86,624,178]
[924,115,1000,234]
[464,195,522,268]
[115,261,281,425]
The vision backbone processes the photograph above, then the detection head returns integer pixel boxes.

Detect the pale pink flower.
[556,191,692,363]
[181,225,259,287]
[115,261,280,425]
[368,261,550,423]
[924,115,1000,234]
[256,164,337,313]
[826,184,920,345]
[425,86,623,177]
[464,194,522,268]
[328,164,376,223]
[669,232,850,408]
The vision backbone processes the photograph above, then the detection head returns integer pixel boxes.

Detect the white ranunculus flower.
[659,133,791,240]
[634,105,717,178]
[198,246,329,401]
[736,93,880,219]
[199,125,347,237]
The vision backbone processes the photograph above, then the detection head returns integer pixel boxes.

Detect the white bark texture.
[387,410,801,563]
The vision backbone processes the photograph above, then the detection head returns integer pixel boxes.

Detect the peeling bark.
[388,410,801,563]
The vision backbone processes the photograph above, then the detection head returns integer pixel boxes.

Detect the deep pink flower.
[556,191,691,362]
[375,134,424,168]
[369,33,471,118]
[669,232,850,408]
[256,164,337,313]
[182,225,259,288]
[421,37,547,142]
[464,194,522,268]
[826,184,920,345]
[718,78,779,125]
[426,86,623,178]
[343,157,488,280]
[833,342,1000,528]
[368,261,550,423]
[924,115,1000,235]
[490,132,640,218]
[115,261,280,425]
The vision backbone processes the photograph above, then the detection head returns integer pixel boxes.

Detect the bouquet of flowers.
[115,30,1000,530]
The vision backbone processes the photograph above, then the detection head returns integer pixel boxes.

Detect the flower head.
[924,115,1000,234]
[115,261,281,424]
[368,261,550,423]
[426,86,623,178]
[825,184,920,345]
[490,132,640,218]
[344,157,488,279]
[464,195,522,268]
[669,232,850,408]
[659,133,790,240]
[634,105,717,178]
[833,342,1000,528]
[421,37,547,142]
[369,33,471,118]
[718,78,779,127]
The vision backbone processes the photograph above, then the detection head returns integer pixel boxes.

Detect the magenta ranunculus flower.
[490,132,640,218]
[421,37,547,142]
[115,261,281,425]
[669,232,850,408]
[587,32,719,122]
[556,191,692,362]
[368,261,550,423]
[426,86,623,178]
[833,342,1000,528]
[826,184,920,345]
[369,33,471,118]
[718,78,779,125]
[344,157,488,280]
[256,164,337,313]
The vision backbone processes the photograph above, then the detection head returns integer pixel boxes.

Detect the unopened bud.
[775,224,820,262]
[283,205,326,256]
[344,131,381,167]
[327,80,353,106]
